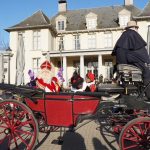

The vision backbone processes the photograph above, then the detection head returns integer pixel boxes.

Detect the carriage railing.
[0,83,109,102]
[0,83,44,102]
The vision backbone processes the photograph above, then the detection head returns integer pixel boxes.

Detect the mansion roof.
[6,3,150,32]
[51,5,140,31]
[6,11,56,32]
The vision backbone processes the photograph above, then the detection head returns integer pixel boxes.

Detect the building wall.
[9,29,55,84]
[55,29,124,51]
[9,31,17,84]
[9,24,149,85]
[137,20,150,42]
[8,11,150,85]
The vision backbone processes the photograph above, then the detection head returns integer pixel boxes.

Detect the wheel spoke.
[10,103,16,125]
[14,111,26,125]
[123,137,138,142]
[144,122,150,135]
[7,134,11,149]
[14,132,30,149]
[0,117,10,127]
[2,105,11,127]
[0,125,7,129]
[137,123,144,136]
[129,127,141,140]
[16,120,33,128]
[120,118,150,150]
[124,144,138,150]
[11,132,19,149]
[15,129,34,136]
[0,100,38,150]
[10,133,28,144]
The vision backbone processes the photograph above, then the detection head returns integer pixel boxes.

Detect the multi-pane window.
[32,58,41,76]
[119,16,129,27]
[58,21,65,30]
[87,19,97,29]
[59,36,64,50]
[74,35,80,50]
[147,25,150,55]
[88,34,96,49]
[33,30,41,50]
[104,33,113,48]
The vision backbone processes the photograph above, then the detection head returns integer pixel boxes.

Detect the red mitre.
[40,60,51,70]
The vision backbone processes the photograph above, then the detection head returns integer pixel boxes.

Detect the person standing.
[112,21,150,102]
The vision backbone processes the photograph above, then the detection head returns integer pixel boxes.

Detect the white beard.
[37,69,52,84]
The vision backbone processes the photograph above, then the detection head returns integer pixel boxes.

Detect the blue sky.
[0,0,149,45]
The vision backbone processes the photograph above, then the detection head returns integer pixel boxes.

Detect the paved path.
[35,119,120,150]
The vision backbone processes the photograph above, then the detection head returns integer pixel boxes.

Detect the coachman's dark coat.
[112,29,150,99]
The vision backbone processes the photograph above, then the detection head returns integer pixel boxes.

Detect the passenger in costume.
[36,60,60,92]
[112,21,150,102]
[84,72,97,92]
[70,71,96,92]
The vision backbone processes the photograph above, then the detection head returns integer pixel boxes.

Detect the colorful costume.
[70,72,96,92]
[85,72,96,92]
[36,60,60,92]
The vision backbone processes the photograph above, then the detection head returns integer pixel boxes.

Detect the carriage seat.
[117,64,142,82]
[97,64,142,94]
[117,64,142,73]
[97,84,137,94]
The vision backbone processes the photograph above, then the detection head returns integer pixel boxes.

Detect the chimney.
[58,0,67,12]
[124,0,133,6]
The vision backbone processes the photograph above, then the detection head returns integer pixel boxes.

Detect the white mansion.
[4,0,150,86]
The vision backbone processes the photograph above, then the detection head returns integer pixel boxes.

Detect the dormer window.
[58,20,65,30]
[87,19,97,29]
[56,15,67,31]
[86,12,97,30]
[119,15,129,27]
[118,9,131,27]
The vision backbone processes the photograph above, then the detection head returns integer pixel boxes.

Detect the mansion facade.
[4,0,150,86]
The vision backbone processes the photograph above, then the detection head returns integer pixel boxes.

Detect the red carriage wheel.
[119,117,150,150]
[0,100,38,150]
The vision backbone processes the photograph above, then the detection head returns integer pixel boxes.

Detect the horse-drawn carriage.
[0,64,149,150]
